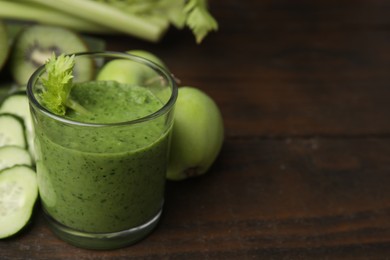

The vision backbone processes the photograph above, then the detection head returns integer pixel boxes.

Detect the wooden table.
[2,0,390,259]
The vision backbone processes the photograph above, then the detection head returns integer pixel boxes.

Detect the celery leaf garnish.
[40,53,88,116]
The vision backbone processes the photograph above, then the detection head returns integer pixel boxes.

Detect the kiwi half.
[0,20,9,71]
[10,25,94,85]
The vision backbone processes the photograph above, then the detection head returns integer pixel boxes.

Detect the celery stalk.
[0,0,112,34]
[20,0,166,42]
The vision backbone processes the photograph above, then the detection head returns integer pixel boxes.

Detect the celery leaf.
[40,53,75,115]
[90,0,218,43]
[184,0,218,43]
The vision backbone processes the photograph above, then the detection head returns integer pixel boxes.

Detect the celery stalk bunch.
[0,0,218,43]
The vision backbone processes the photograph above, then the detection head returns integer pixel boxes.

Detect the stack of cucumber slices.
[0,22,104,239]
[0,91,38,239]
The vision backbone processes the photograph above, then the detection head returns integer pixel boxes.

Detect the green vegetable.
[16,0,167,42]
[93,0,218,43]
[0,1,112,34]
[0,0,218,43]
[184,0,218,43]
[39,53,88,116]
[0,165,38,239]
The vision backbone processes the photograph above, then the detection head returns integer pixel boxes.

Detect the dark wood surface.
[2,0,390,259]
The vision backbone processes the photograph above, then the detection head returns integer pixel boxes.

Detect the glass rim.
[26,51,178,127]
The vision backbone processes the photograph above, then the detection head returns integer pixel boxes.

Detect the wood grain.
[2,138,390,259]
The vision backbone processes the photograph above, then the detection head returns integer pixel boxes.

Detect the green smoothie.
[35,80,171,233]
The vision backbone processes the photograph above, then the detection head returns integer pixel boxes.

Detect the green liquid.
[35,81,171,233]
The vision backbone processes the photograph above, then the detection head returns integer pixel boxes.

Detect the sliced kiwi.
[0,20,10,71]
[9,25,94,85]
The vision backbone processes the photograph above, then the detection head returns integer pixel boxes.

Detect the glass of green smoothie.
[27,52,177,250]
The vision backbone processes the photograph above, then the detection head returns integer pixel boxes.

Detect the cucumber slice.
[0,94,35,159]
[0,165,38,238]
[0,113,27,148]
[0,146,32,171]
[0,93,32,132]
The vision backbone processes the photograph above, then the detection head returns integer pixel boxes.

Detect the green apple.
[127,49,166,69]
[0,20,9,71]
[167,86,224,181]
[96,49,167,84]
